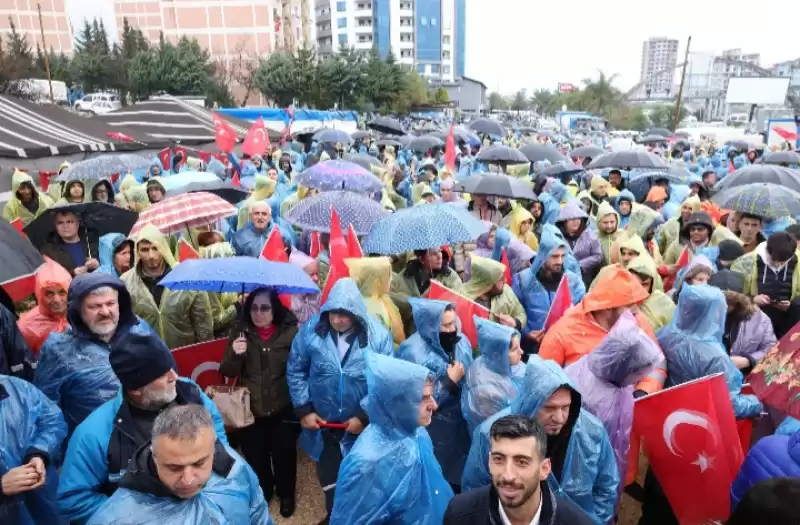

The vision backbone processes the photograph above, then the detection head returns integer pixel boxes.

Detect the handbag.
[205,378,255,429]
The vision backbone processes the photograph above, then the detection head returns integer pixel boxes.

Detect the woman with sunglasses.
[219,287,299,518]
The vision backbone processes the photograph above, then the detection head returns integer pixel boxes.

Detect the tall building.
[712,48,761,77]
[0,0,73,54]
[640,37,679,94]
[315,0,466,83]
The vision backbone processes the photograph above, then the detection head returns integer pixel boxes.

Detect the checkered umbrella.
[129,192,237,237]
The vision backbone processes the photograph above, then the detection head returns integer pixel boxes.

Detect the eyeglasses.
[251,304,272,313]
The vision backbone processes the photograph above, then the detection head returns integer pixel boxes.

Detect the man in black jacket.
[443,415,594,525]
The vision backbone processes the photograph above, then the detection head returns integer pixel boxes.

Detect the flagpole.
[37,3,54,104]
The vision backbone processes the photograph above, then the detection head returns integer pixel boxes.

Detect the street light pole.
[673,36,691,130]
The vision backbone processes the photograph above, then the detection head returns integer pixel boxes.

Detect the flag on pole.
[633,374,743,524]
[426,280,489,347]
[321,209,349,304]
[178,239,200,262]
[157,147,171,171]
[213,112,237,153]
[346,224,363,259]
[259,228,289,262]
[444,124,457,171]
[170,338,228,390]
[242,117,270,158]
[38,171,54,193]
[500,248,512,285]
[663,247,690,291]
[542,274,573,331]
[309,231,321,258]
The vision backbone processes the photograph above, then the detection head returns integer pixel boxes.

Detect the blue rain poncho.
[85,442,272,525]
[287,278,395,460]
[0,374,67,525]
[461,317,520,434]
[97,233,132,278]
[230,220,295,257]
[462,356,619,524]
[34,273,153,434]
[396,299,474,485]
[657,284,763,419]
[513,224,586,335]
[330,352,453,524]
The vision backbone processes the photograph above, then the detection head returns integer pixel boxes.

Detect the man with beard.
[460,357,618,524]
[2,169,53,226]
[57,331,227,524]
[444,415,595,525]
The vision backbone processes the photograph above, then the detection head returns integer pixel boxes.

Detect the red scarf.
[256,324,276,341]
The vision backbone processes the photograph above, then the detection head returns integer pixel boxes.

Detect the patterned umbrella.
[519,144,567,163]
[165,180,247,205]
[296,160,383,193]
[130,192,237,236]
[586,151,668,170]
[714,164,800,193]
[363,202,490,254]
[712,183,800,219]
[57,154,151,181]
[285,190,388,235]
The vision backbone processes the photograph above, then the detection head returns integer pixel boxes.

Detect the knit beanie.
[718,240,745,264]
[110,331,177,391]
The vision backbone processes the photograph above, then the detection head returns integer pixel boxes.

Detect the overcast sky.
[67,0,797,94]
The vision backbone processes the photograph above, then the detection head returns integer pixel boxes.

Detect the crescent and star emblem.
[662,409,719,473]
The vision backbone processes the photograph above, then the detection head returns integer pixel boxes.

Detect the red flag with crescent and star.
[213,112,237,153]
[171,338,227,390]
[242,117,270,158]
[633,373,743,524]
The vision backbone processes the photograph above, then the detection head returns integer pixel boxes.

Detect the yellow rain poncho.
[663,224,741,264]
[596,201,624,264]
[2,170,53,226]
[460,256,527,328]
[592,233,665,292]
[237,176,276,229]
[627,254,675,332]
[345,257,406,346]
[121,224,213,349]
[657,196,701,255]
[280,184,311,220]
[509,206,539,252]
[47,160,71,202]
[115,184,150,212]
[411,182,434,205]
[200,241,238,334]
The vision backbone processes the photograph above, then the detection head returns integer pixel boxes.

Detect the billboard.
[725,77,791,105]
[558,83,575,93]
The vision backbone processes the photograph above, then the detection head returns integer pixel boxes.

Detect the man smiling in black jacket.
[443,415,594,525]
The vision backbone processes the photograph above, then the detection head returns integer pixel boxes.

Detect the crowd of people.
[1,123,800,525]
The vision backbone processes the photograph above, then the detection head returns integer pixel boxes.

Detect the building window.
[430,17,437,26]
[443,65,450,74]
[337,17,347,28]
[337,1,346,11]
[443,35,451,45]
[339,34,348,45]
[401,49,412,58]
[431,64,440,74]
[442,50,450,59]
[420,16,427,25]
[417,64,426,74]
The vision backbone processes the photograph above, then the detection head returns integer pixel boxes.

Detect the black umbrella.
[375,138,404,147]
[637,135,669,144]
[24,202,139,251]
[519,144,568,163]
[761,151,800,165]
[431,129,470,145]
[165,180,248,205]
[674,131,692,139]
[343,153,383,171]
[350,130,371,140]
[646,128,672,137]
[586,151,668,170]
[569,146,605,158]
[407,135,444,152]
[314,129,352,144]
[367,116,405,135]
[0,219,43,294]
[516,126,537,133]
[541,162,585,179]
[475,145,529,164]
[714,164,800,193]
[725,139,759,150]
[452,174,536,200]
[468,118,506,137]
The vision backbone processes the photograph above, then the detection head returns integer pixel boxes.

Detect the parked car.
[74,93,121,113]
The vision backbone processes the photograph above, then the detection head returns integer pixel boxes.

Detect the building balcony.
[316,11,331,23]
[317,26,332,38]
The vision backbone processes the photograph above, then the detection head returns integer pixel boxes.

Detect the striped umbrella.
[712,183,800,219]
[130,192,237,236]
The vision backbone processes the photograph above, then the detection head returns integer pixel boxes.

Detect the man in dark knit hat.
[56,331,228,525]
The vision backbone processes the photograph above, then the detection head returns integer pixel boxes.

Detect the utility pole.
[37,3,54,103]
[673,35,691,131]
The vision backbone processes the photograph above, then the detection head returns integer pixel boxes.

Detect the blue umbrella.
[296,160,383,192]
[363,202,490,254]
[159,257,319,294]
[314,129,352,144]
[286,190,388,235]
[58,154,151,181]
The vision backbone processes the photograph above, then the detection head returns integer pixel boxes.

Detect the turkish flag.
[195,150,212,163]
[110,173,121,185]
[3,274,36,301]
[663,247,690,291]
[173,146,189,167]
[445,124,457,171]
[38,171,54,193]
[774,127,798,141]
[213,112,237,153]
[230,171,241,188]
[321,209,350,304]
[157,147,171,170]
[260,228,289,262]
[106,131,134,142]
[500,248,512,285]
[542,274,573,331]
[242,117,270,158]
[634,373,743,524]
[309,231,321,258]
[178,239,200,262]
[9,218,24,235]
[426,280,489,348]
[346,224,363,259]
[170,338,228,390]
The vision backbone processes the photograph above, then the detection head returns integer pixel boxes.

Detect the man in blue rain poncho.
[287,278,394,521]
[330,352,454,524]
[461,317,525,435]
[57,331,228,525]
[396,299,474,492]
[231,201,294,257]
[86,405,272,525]
[34,273,153,435]
[657,284,763,419]
[462,356,619,525]
[0,374,67,525]
[513,224,586,356]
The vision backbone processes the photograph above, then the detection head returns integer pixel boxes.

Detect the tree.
[530,88,556,116]
[432,87,449,103]
[580,70,621,115]
[254,53,297,107]
[510,89,528,113]
[607,105,649,131]
[70,20,115,93]
[488,91,508,111]
[646,103,688,130]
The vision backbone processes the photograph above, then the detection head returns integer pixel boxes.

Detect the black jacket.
[443,483,596,525]
[0,301,33,381]
[40,229,100,276]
